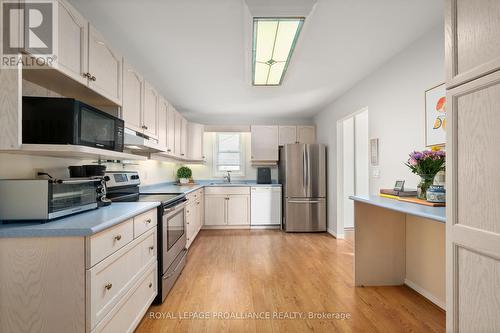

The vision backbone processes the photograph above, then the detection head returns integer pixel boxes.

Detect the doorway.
[336,108,369,237]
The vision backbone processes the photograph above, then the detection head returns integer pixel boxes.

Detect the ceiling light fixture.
[252,17,304,86]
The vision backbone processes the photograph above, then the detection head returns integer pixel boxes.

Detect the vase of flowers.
[405,148,446,200]
[176,166,192,184]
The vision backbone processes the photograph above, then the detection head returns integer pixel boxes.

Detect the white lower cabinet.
[185,188,204,248]
[204,187,250,227]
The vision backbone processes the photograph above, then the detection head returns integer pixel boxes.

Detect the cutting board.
[398,197,446,207]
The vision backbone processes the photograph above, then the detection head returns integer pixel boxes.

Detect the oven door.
[48,179,100,219]
[162,200,187,274]
[78,105,117,151]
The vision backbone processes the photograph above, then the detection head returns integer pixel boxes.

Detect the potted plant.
[404,147,445,200]
[176,166,192,184]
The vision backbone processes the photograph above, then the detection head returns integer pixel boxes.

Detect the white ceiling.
[69,0,443,121]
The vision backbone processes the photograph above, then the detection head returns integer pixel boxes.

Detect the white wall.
[315,25,444,236]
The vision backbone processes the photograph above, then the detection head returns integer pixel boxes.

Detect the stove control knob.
[131,175,139,180]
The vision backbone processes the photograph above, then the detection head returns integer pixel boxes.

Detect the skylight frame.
[252,17,305,86]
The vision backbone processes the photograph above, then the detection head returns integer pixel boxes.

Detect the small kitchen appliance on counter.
[257,167,272,184]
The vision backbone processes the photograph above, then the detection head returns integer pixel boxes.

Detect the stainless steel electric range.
[105,171,187,303]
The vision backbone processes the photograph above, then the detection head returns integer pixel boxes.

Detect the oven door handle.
[165,200,188,214]
[53,178,103,184]
[163,250,187,279]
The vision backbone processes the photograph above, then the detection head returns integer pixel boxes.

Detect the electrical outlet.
[34,168,44,179]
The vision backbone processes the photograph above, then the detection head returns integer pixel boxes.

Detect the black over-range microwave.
[22,97,124,152]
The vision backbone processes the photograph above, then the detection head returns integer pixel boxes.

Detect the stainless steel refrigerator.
[279,144,327,232]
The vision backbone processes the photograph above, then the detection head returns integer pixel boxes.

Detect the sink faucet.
[223,171,231,183]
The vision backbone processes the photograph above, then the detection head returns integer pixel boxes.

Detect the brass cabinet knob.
[149,282,152,288]
[146,219,152,224]
[105,283,113,290]
[149,245,154,251]
[114,234,122,241]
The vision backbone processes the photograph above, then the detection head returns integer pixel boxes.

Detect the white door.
[338,109,369,233]
[204,196,226,226]
[251,126,279,161]
[157,98,167,147]
[165,105,175,155]
[227,195,249,225]
[55,0,88,85]
[121,60,143,132]
[88,25,122,105]
[297,126,316,144]
[142,81,158,139]
[279,126,297,145]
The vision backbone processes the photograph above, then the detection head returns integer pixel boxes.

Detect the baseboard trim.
[327,228,344,239]
[404,278,445,310]
[344,226,354,231]
[202,225,250,230]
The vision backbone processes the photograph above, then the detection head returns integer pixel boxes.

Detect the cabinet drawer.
[133,209,157,238]
[186,189,201,203]
[87,228,156,330]
[205,186,250,195]
[91,262,157,333]
[87,219,134,268]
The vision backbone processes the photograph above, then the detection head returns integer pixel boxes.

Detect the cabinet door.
[251,126,279,161]
[142,81,158,139]
[446,0,500,87]
[166,105,175,154]
[122,60,143,132]
[297,126,316,144]
[174,111,182,157]
[187,123,204,160]
[227,195,249,225]
[186,205,197,247]
[279,126,297,145]
[446,70,500,332]
[180,117,188,158]
[88,25,122,105]
[55,0,88,85]
[204,196,226,226]
[157,98,167,147]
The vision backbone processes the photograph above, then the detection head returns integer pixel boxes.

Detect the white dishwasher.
[251,186,281,226]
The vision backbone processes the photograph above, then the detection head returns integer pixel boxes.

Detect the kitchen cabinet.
[0,208,158,333]
[158,98,168,147]
[297,126,316,144]
[180,118,188,158]
[174,110,182,157]
[279,126,297,145]
[142,81,159,139]
[122,60,143,132]
[166,105,176,155]
[446,0,500,87]
[185,188,204,248]
[187,123,205,160]
[88,25,122,105]
[204,187,250,227]
[251,126,279,161]
[54,0,89,86]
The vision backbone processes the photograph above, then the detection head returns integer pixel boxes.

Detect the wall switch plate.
[372,167,380,178]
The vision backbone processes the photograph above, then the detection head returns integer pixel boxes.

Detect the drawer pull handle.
[146,219,152,224]
[149,282,153,288]
[105,283,113,290]
[114,234,122,241]
[149,245,155,251]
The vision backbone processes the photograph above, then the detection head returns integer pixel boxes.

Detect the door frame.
[335,107,369,238]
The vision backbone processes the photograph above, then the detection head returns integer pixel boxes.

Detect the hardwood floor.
[136,230,445,333]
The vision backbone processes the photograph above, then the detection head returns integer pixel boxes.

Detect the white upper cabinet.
[279,126,297,145]
[122,60,143,132]
[88,25,122,105]
[166,105,175,155]
[142,81,158,139]
[180,117,188,158]
[158,98,168,147]
[174,110,182,157]
[251,126,279,161]
[187,123,205,160]
[297,126,316,144]
[446,0,500,87]
[55,0,88,85]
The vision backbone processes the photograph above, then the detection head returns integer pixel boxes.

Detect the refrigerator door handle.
[288,200,321,204]
[303,148,307,191]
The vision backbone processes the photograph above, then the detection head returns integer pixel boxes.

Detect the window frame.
[212,132,246,177]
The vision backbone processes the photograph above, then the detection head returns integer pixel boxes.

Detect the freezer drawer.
[284,198,326,232]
